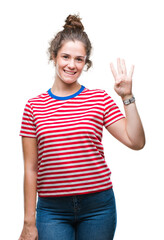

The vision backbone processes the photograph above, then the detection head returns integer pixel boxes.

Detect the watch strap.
[123,96,135,105]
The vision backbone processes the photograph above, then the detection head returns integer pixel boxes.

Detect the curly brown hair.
[48,14,92,71]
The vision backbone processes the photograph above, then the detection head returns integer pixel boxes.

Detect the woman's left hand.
[110,58,134,100]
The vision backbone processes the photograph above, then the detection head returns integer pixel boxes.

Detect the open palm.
[110,58,134,99]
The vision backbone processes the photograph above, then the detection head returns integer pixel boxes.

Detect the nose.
[68,59,75,69]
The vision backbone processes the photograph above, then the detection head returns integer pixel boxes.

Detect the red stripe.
[38,186,113,197]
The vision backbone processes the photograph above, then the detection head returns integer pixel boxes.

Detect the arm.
[107,58,145,150]
[19,137,38,240]
[106,102,145,150]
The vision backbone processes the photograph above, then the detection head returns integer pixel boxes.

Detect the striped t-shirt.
[20,85,125,197]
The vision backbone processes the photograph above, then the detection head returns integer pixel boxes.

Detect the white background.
[0,0,164,239]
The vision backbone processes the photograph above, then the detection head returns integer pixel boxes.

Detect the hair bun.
[63,14,84,31]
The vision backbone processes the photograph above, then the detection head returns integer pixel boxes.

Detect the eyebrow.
[61,53,86,58]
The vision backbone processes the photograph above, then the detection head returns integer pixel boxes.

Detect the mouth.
[64,70,77,75]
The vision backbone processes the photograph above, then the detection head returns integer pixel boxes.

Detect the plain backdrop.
[0,0,164,239]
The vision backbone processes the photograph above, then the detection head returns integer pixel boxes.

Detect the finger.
[129,65,135,79]
[117,58,122,74]
[110,63,117,80]
[121,59,127,75]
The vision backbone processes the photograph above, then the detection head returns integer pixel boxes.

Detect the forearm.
[23,170,37,225]
[122,97,145,149]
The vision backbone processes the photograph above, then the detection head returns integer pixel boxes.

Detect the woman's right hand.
[18,223,38,240]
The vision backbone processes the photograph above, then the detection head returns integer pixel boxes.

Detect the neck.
[51,78,81,97]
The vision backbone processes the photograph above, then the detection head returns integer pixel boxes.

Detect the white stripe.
[35,112,104,125]
[37,171,111,183]
[32,103,104,114]
[38,175,111,187]
[38,180,111,191]
[20,128,36,133]
[39,134,102,145]
[37,124,102,136]
[21,123,35,129]
[39,145,99,156]
[37,167,109,179]
[38,163,107,175]
[39,155,104,165]
[37,130,102,142]
[36,118,103,131]
[20,133,36,137]
[41,153,103,162]
[39,159,106,170]
[105,115,124,126]
[38,141,100,151]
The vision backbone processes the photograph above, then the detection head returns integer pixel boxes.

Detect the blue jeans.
[36,188,117,240]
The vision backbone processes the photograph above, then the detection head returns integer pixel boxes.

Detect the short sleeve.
[19,100,37,138]
[103,90,125,128]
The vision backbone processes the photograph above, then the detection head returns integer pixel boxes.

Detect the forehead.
[59,40,86,56]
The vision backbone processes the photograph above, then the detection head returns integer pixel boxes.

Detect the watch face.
[123,97,135,105]
[124,99,130,104]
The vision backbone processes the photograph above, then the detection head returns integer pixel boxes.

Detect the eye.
[76,58,83,62]
[63,55,69,59]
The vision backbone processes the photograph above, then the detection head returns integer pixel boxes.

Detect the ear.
[51,53,57,66]
[83,64,88,72]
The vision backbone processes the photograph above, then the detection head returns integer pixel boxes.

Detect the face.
[53,40,86,84]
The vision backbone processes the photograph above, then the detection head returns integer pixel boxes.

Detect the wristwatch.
[123,96,135,105]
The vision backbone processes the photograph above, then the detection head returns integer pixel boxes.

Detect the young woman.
[19,14,145,240]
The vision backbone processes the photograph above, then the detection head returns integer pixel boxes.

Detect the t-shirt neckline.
[48,85,85,100]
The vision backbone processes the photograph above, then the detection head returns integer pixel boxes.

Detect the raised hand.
[110,58,134,100]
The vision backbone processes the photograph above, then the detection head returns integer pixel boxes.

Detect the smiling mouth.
[64,70,77,75]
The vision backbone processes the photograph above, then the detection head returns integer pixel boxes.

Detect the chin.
[57,72,80,84]
[61,78,78,84]
[61,76,79,83]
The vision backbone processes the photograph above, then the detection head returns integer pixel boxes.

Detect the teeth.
[64,70,76,75]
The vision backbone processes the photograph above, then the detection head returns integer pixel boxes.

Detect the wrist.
[121,94,133,101]
[24,219,36,226]
[122,95,135,105]
[24,214,36,226]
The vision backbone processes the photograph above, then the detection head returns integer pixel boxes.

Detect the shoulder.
[22,91,51,111]
[84,87,108,95]
[27,91,50,105]
[84,87,111,98]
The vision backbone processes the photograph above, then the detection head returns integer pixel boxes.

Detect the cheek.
[78,64,85,72]
[55,63,62,77]
[56,62,63,72]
